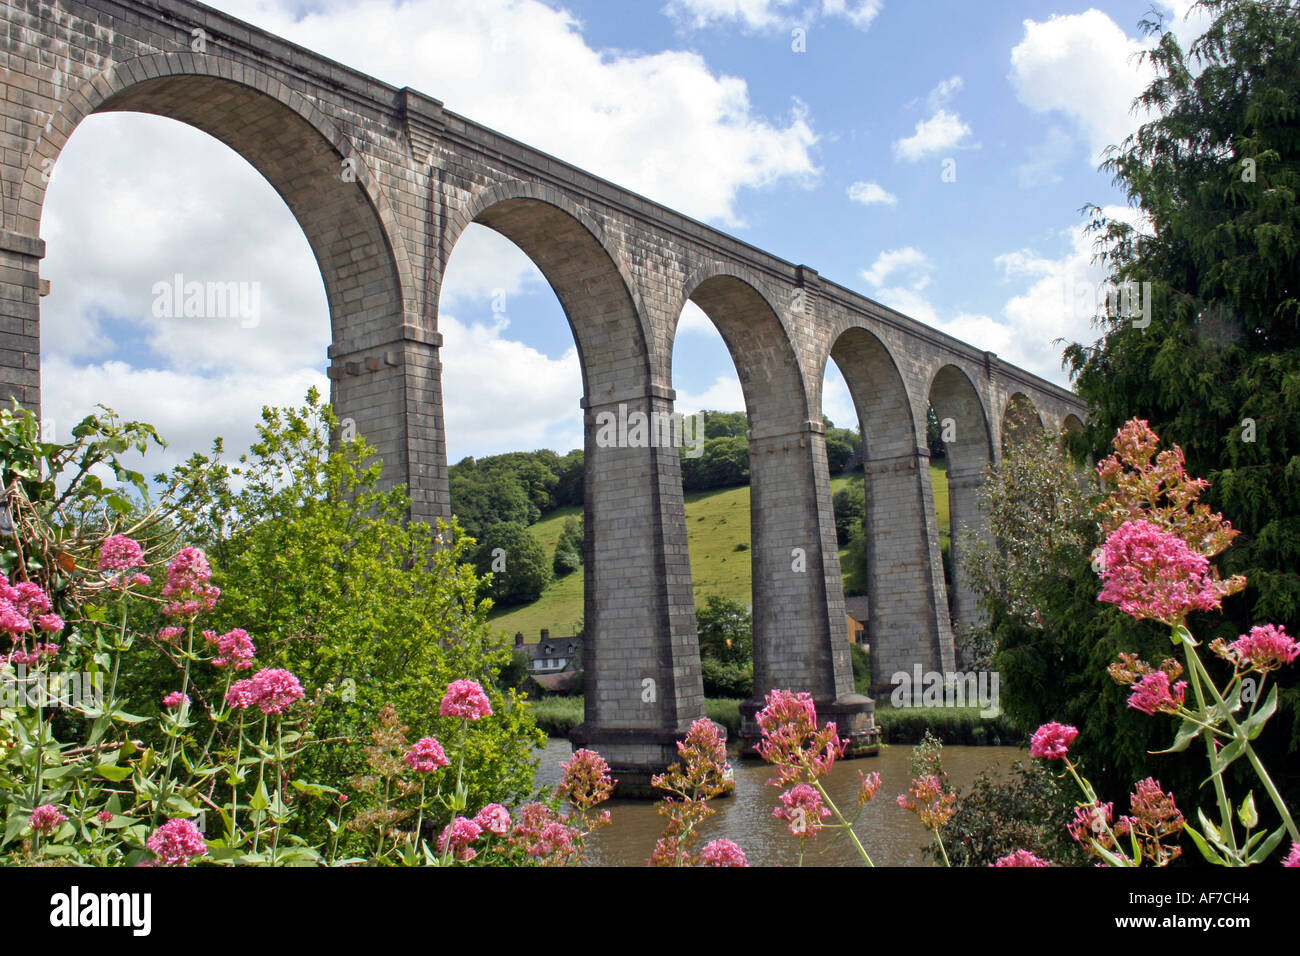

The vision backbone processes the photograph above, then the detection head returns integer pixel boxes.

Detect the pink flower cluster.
[160,547,220,618]
[773,783,831,838]
[97,534,145,572]
[146,818,207,866]
[1029,722,1078,760]
[1228,624,1299,673]
[474,803,512,836]
[28,803,67,835]
[0,572,57,639]
[1127,670,1187,716]
[1284,842,1300,867]
[755,689,846,785]
[1098,520,1231,625]
[509,802,580,865]
[205,628,256,670]
[162,691,189,709]
[404,736,450,773]
[897,774,957,831]
[225,667,304,715]
[439,679,493,720]
[1067,802,1115,848]
[699,838,749,867]
[992,849,1050,867]
[437,816,483,861]
[559,748,615,809]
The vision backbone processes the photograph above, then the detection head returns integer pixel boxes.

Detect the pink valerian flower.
[162,691,189,709]
[225,679,259,711]
[1029,722,1079,760]
[439,679,493,720]
[699,838,749,867]
[774,783,832,838]
[146,818,207,866]
[1068,802,1117,851]
[1098,520,1238,625]
[248,668,304,715]
[437,816,483,861]
[509,803,580,866]
[474,803,512,836]
[1283,842,1300,867]
[160,547,220,618]
[1127,670,1187,717]
[97,534,145,572]
[1116,778,1185,866]
[28,804,67,835]
[992,849,1050,867]
[1226,624,1300,673]
[404,736,450,773]
[35,614,63,633]
[206,628,256,670]
[897,775,957,831]
[559,748,615,809]
[157,626,185,643]
[755,689,847,785]
[7,643,60,666]
[857,770,883,807]
[95,811,114,824]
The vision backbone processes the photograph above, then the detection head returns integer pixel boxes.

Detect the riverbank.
[528,695,1020,746]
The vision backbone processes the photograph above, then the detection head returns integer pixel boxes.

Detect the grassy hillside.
[489,462,950,642]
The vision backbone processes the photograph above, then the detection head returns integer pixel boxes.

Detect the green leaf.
[1156,716,1201,754]
[1183,823,1229,866]
[1238,685,1278,741]
[94,764,133,782]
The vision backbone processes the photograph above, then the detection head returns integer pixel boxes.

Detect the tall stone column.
[0,231,44,416]
[864,443,956,690]
[327,324,450,527]
[569,387,707,794]
[739,419,877,755]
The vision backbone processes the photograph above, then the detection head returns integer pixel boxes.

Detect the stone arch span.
[828,326,956,684]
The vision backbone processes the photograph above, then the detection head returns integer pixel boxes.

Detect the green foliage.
[700,657,752,698]
[873,707,1019,746]
[473,520,553,606]
[843,522,869,597]
[552,516,583,577]
[695,595,752,665]
[850,643,871,696]
[832,485,865,546]
[166,390,544,844]
[940,761,1091,868]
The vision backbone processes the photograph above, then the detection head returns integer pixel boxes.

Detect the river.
[533,737,1028,866]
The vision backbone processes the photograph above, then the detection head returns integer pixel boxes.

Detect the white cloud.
[927,75,963,110]
[675,374,746,415]
[892,109,974,162]
[664,0,880,32]
[1009,10,1152,165]
[861,246,929,288]
[221,0,819,226]
[676,300,717,335]
[439,313,584,459]
[847,180,897,206]
[438,224,547,309]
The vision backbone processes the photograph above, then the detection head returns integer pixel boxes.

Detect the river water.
[533,737,1027,867]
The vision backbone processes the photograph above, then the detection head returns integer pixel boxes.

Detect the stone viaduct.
[0,0,1087,787]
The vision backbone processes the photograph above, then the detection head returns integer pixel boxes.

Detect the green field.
[488,462,950,643]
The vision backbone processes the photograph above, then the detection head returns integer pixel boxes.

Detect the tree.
[696,596,752,666]
[1058,0,1300,814]
[832,485,865,546]
[553,515,583,577]
[473,520,552,606]
[164,390,544,845]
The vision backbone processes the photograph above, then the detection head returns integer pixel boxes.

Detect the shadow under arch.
[1002,391,1045,451]
[826,326,955,683]
[927,364,993,646]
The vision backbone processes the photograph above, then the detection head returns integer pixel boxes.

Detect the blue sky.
[39,0,1213,472]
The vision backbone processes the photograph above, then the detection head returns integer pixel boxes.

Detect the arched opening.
[825,327,954,689]
[32,64,407,483]
[671,271,860,748]
[927,365,992,649]
[1002,392,1045,452]
[438,192,704,782]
